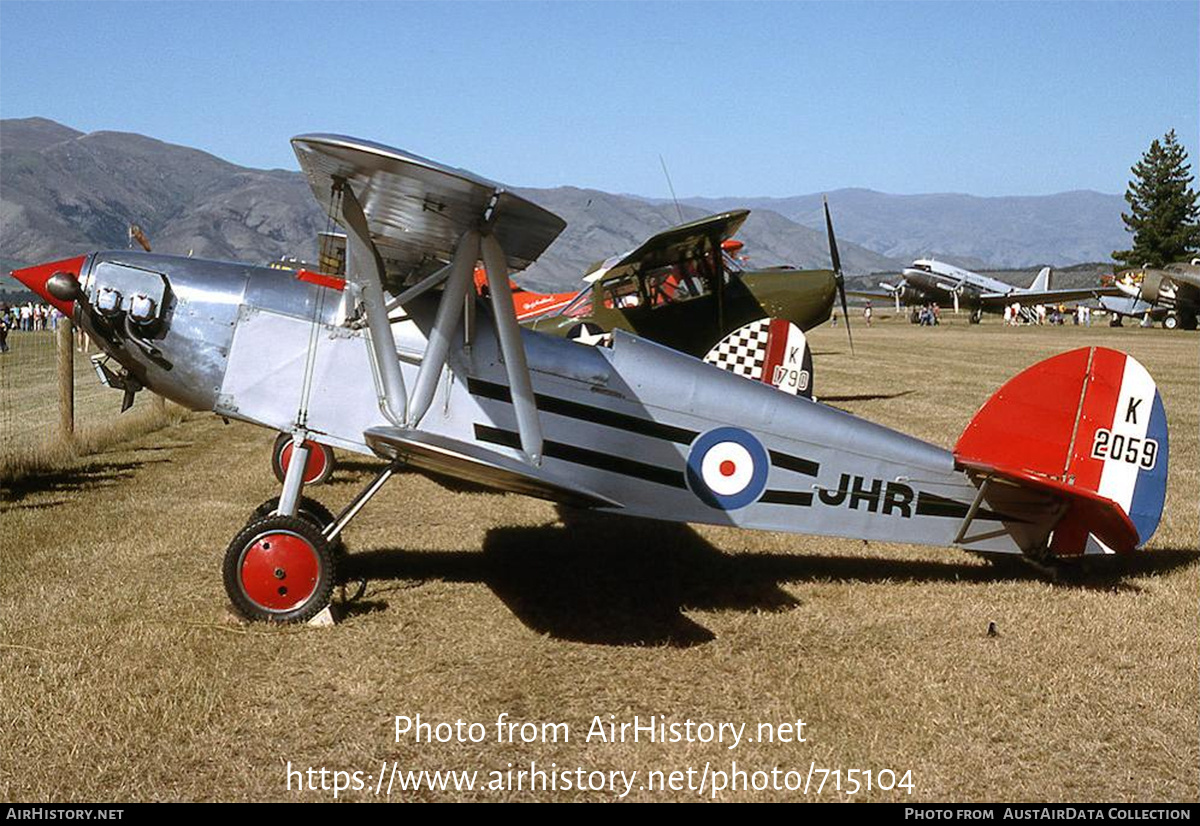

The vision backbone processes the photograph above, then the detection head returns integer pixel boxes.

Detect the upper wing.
[583,210,751,283]
[978,285,1123,306]
[292,134,566,290]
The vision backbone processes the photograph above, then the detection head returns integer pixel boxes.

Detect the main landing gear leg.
[223,457,402,622]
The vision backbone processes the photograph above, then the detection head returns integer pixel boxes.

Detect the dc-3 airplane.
[869,258,1120,323]
[12,135,1170,623]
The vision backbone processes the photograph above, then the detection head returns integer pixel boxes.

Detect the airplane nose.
[10,256,88,317]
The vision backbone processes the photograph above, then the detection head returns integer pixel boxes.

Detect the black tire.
[252,495,337,528]
[224,514,337,623]
[271,433,336,485]
[251,495,347,562]
[1162,314,1179,330]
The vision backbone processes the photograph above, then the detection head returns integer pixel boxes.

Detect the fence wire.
[0,312,165,480]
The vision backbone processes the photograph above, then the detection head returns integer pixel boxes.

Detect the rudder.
[954,347,1168,555]
[704,318,814,399]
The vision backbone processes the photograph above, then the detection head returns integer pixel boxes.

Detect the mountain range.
[1,117,1130,298]
[665,189,1129,270]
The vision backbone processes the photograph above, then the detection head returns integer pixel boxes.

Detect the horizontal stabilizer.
[956,459,1138,553]
[363,427,621,509]
[954,347,1168,555]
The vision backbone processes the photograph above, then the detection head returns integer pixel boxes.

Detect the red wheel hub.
[239,532,321,611]
[280,441,329,484]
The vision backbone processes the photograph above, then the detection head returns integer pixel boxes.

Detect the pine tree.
[1113,130,1200,268]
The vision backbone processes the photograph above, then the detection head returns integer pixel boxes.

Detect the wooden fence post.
[57,317,74,439]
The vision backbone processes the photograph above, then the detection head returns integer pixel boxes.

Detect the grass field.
[0,329,177,481]
[0,315,1196,802]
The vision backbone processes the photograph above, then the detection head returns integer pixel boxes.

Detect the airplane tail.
[954,347,1168,556]
[1028,266,1052,292]
[704,318,813,399]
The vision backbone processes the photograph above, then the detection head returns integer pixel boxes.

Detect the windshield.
[553,286,593,319]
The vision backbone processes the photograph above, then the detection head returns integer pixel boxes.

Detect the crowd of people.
[0,301,65,354]
[1001,302,1093,326]
[889,301,1100,327]
[4,301,61,331]
[909,304,942,325]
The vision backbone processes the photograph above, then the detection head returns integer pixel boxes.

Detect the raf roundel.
[686,427,770,510]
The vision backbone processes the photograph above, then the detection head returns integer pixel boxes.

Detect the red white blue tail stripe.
[954,347,1169,556]
[1078,353,1169,551]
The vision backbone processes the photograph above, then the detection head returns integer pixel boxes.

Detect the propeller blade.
[838,276,854,355]
[824,197,854,355]
[823,196,842,276]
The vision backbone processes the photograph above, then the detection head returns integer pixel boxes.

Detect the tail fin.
[704,318,813,399]
[1028,266,1052,292]
[954,347,1168,556]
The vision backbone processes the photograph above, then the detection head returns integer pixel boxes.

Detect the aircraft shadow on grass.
[817,390,914,403]
[341,506,1199,648]
[0,455,172,511]
[329,458,398,480]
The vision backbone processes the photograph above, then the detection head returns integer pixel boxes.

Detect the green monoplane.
[524,208,853,356]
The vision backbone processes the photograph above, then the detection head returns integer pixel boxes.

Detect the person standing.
[863,300,873,328]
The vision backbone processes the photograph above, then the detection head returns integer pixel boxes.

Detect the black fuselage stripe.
[915,491,1023,523]
[468,378,697,444]
[916,492,969,519]
[768,450,820,477]
[467,377,822,479]
[474,424,687,489]
[760,489,815,507]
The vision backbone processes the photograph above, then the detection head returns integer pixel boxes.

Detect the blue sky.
[1,1,1197,198]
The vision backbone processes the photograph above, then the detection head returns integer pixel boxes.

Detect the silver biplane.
[13,135,1171,622]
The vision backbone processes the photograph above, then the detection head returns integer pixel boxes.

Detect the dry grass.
[0,316,1196,802]
[0,330,179,484]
